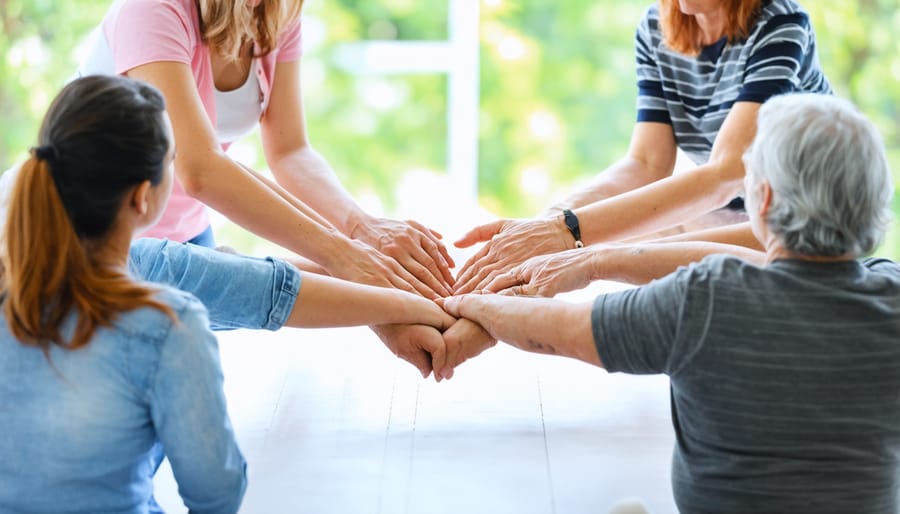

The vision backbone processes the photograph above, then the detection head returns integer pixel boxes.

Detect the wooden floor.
[152,283,678,514]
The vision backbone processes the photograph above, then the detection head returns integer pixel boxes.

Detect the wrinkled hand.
[453,218,572,294]
[353,217,455,298]
[437,318,497,380]
[370,324,448,379]
[483,247,595,297]
[329,238,441,299]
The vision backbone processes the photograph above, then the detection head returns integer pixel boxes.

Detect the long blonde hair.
[659,0,763,55]
[197,0,304,60]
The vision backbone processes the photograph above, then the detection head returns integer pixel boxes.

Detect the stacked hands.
[355,215,583,382]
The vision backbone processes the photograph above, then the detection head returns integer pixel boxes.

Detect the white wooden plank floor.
[152,283,678,514]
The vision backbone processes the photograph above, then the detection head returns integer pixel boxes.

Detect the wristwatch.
[562,209,584,248]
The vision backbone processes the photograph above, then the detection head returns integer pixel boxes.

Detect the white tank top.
[78,26,262,145]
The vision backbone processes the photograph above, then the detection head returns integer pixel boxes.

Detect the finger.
[398,348,432,379]
[456,262,503,295]
[453,220,504,249]
[418,237,456,286]
[453,245,493,292]
[484,269,519,293]
[397,250,452,297]
[426,332,448,382]
[441,296,463,317]
[406,220,456,270]
[385,261,439,300]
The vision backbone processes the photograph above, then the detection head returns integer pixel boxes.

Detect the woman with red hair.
[453,0,832,296]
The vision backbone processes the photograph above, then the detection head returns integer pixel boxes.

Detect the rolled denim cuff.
[263,257,302,330]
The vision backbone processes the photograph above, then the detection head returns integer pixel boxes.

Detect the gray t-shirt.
[592,255,900,513]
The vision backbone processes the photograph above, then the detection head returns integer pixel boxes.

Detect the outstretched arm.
[440,295,600,367]
[454,104,758,293]
[261,61,454,297]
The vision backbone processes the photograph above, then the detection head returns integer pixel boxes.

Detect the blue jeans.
[129,238,301,331]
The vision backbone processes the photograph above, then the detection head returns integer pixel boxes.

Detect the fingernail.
[440,367,452,379]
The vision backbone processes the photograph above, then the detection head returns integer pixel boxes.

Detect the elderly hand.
[352,217,455,298]
[370,324,448,380]
[483,247,596,297]
[453,217,573,294]
[437,318,497,380]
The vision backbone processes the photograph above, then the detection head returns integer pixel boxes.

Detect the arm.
[453,104,758,293]
[260,61,454,295]
[125,62,431,296]
[150,298,246,514]
[485,240,764,297]
[547,122,677,213]
[129,239,453,330]
[441,295,600,367]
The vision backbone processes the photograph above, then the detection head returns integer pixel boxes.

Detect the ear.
[757,180,773,221]
[129,180,153,216]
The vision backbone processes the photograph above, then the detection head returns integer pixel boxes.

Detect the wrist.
[345,210,376,240]
[561,209,584,249]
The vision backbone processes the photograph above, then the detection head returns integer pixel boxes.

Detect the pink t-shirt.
[92,0,302,242]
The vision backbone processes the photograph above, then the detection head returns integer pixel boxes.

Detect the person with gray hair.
[442,93,900,513]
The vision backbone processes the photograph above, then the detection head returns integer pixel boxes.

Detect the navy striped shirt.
[635,0,832,164]
[593,255,900,513]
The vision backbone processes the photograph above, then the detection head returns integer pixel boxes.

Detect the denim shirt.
[0,287,246,514]
[128,238,302,331]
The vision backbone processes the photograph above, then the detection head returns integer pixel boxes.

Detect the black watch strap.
[562,209,584,248]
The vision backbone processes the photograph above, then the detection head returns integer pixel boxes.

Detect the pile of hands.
[356,215,591,382]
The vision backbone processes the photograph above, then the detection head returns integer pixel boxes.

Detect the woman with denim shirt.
[0,75,453,514]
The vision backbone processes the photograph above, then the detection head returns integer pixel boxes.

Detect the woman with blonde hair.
[0,75,454,513]
[453,0,833,295]
[78,0,454,299]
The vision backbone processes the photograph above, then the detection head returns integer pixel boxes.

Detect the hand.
[328,238,442,299]
[370,324,448,380]
[438,318,497,380]
[352,217,455,298]
[483,247,596,297]
[453,217,573,294]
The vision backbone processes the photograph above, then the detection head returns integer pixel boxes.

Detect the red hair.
[659,0,763,55]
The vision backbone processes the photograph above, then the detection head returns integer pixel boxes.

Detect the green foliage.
[3,0,900,255]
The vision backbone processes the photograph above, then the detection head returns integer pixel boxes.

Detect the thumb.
[454,220,505,248]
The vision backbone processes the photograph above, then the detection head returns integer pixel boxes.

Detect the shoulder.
[862,257,900,278]
[112,284,210,345]
[750,0,813,41]
[107,0,200,47]
[636,4,660,37]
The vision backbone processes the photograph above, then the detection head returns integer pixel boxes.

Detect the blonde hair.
[659,0,763,55]
[197,0,304,60]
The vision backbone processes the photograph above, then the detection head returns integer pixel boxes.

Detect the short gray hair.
[745,93,893,256]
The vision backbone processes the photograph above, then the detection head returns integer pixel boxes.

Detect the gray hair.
[745,93,893,256]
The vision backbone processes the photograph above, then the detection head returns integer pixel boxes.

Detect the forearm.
[651,221,763,250]
[269,147,368,236]
[188,153,353,268]
[287,273,450,328]
[576,162,743,244]
[548,156,668,214]
[455,296,599,366]
[595,240,765,285]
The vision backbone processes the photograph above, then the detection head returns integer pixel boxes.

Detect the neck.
[764,243,856,265]
[84,225,133,271]
[694,10,727,45]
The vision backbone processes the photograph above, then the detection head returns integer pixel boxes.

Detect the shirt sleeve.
[149,297,246,514]
[634,8,671,125]
[736,12,812,103]
[108,0,196,74]
[128,239,301,331]
[592,261,715,375]
[276,19,303,62]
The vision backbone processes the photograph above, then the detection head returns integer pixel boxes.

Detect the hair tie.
[31,144,60,163]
